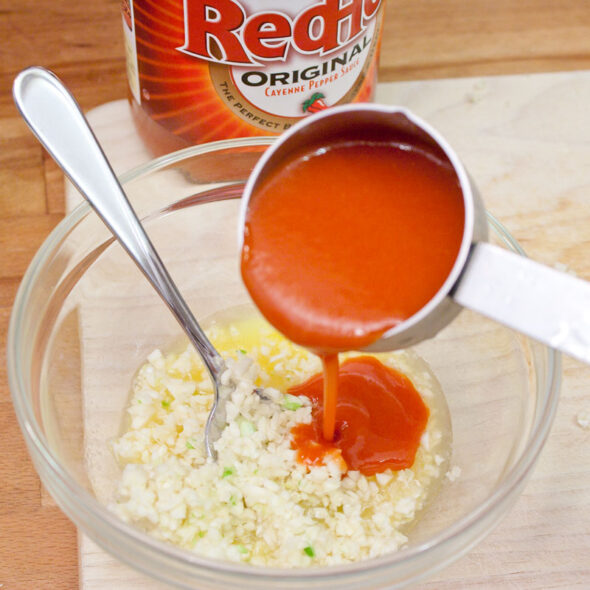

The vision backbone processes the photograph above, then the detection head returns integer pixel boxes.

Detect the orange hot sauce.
[241,140,465,474]
[289,356,429,475]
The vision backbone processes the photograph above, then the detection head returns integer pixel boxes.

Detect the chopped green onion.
[161,400,170,408]
[222,467,235,478]
[239,419,256,436]
[185,440,195,450]
[198,531,206,538]
[282,393,303,411]
[303,546,315,557]
[237,348,247,354]
[229,495,237,506]
[236,544,248,554]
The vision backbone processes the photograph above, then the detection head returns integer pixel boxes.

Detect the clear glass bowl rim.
[7,136,562,583]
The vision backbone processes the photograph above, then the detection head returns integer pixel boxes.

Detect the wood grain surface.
[2,1,590,589]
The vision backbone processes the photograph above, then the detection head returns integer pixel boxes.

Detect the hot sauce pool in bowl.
[7,138,560,589]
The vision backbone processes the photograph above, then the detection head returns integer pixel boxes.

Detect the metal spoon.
[240,104,590,365]
[13,66,227,459]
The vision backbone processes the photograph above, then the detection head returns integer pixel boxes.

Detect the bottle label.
[183,0,382,127]
[123,0,384,146]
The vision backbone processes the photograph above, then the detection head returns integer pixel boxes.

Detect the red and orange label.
[121,0,385,154]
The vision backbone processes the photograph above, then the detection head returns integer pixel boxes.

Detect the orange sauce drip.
[289,356,429,475]
[241,140,464,471]
[320,353,339,441]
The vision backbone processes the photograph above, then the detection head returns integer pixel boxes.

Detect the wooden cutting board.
[69,71,590,589]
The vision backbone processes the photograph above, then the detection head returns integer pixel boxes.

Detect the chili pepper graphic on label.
[303,93,329,113]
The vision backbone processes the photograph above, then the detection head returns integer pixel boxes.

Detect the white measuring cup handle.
[453,242,590,364]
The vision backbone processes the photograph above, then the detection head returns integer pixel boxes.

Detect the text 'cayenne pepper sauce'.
[121,0,385,155]
[241,140,465,473]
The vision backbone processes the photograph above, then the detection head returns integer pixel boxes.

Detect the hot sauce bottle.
[121,0,385,155]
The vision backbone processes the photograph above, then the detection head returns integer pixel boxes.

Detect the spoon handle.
[13,66,224,378]
[453,242,590,364]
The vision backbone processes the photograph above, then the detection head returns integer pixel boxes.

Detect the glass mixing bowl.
[7,137,560,589]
